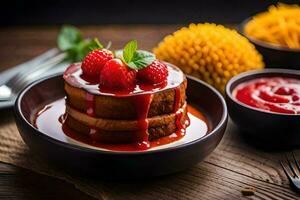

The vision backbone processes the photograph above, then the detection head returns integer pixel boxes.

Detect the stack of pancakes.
[63,63,187,144]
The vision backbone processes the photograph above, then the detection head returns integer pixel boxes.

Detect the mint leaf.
[127,50,156,70]
[57,25,108,62]
[57,25,82,51]
[76,40,96,61]
[123,40,137,63]
[121,40,156,70]
[67,38,105,62]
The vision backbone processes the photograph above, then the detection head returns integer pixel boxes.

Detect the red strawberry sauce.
[34,98,208,152]
[61,63,193,151]
[133,94,152,149]
[233,77,300,114]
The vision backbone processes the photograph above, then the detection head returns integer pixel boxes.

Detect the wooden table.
[0,26,299,200]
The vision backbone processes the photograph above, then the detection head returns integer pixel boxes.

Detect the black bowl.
[226,69,300,149]
[14,74,227,179]
[240,18,300,69]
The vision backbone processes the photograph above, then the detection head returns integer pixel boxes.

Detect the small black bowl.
[14,74,227,179]
[226,69,300,150]
[240,18,300,69]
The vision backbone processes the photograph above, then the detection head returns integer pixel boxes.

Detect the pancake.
[65,102,187,131]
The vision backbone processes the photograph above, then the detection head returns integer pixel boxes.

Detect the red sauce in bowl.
[233,77,300,114]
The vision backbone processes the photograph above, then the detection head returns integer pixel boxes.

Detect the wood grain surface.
[0,26,300,200]
[0,163,94,200]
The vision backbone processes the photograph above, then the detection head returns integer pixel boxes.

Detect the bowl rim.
[15,73,228,156]
[226,68,300,117]
[239,17,300,53]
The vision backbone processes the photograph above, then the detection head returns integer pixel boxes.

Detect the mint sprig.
[122,40,156,70]
[57,25,105,62]
[123,40,137,63]
[57,25,82,51]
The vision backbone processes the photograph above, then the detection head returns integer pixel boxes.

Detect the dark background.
[1,0,300,26]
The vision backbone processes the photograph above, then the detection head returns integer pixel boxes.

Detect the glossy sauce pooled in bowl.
[233,77,300,114]
[34,99,209,152]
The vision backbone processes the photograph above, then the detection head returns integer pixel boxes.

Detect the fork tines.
[281,152,300,191]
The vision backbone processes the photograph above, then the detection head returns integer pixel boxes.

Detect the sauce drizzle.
[133,94,153,150]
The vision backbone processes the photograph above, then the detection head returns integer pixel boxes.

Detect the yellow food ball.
[153,23,264,93]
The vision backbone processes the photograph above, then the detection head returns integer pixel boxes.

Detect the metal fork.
[0,52,67,101]
[281,152,300,191]
[0,48,59,83]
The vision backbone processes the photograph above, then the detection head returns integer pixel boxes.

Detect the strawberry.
[81,49,114,77]
[100,58,137,90]
[137,60,168,84]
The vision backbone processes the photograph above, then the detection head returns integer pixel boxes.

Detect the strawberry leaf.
[92,38,104,50]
